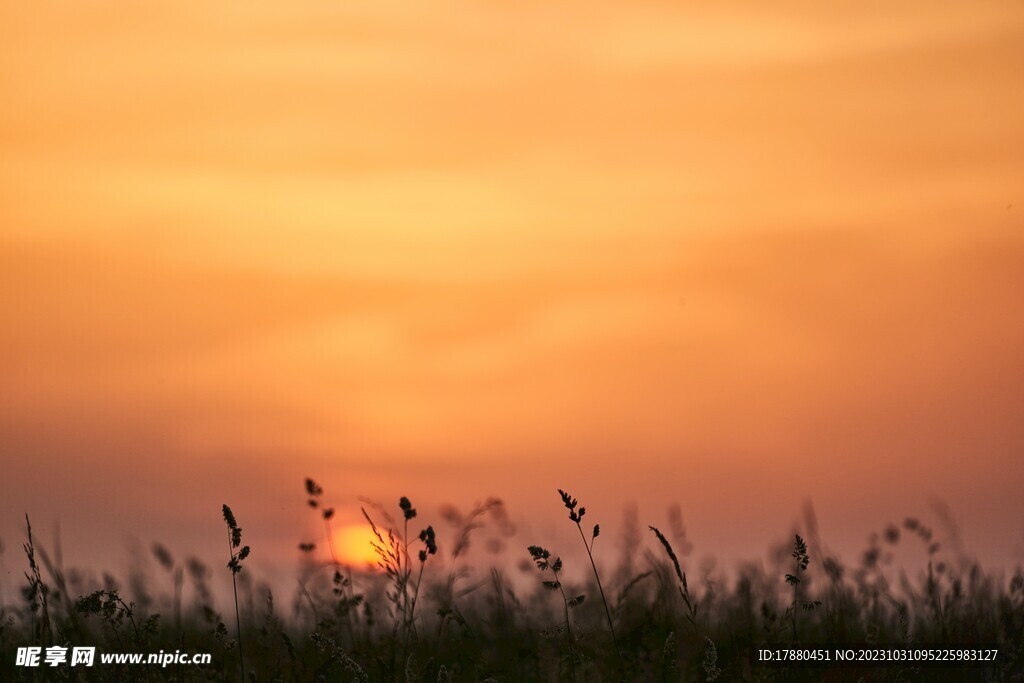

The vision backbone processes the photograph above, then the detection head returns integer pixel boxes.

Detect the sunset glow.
[1,0,1022,577]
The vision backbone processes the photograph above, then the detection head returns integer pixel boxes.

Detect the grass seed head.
[222,505,238,531]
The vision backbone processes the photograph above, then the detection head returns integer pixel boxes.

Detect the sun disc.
[334,524,379,568]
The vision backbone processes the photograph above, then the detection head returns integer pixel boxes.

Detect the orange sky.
[1,1,1023,576]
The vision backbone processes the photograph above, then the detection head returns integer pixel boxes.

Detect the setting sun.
[334,524,380,569]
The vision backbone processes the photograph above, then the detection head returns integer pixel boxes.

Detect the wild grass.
[556,489,622,675]
[1,486,1022,682]
[526,544,581,683]
[222,504,250,681]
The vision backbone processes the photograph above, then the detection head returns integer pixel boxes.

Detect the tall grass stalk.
[222,504,250,681]
[527,545,580,683]
[558,489,623,674]
[785,534,820,642]
[650,525,699,639]
[22,514,52,646]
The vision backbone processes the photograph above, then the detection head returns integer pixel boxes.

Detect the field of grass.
[2,480,1022,681]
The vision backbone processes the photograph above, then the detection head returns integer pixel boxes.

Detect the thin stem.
[228,533,245,681]
[575,522,622,673]
[173,567,183,637]
[297,577,320,626]
[791,556,799,642]
[554,568,578,683]
[402,518,410,646]
[112,595,141,644]
[405,560,427,653]
[323,518,340,565]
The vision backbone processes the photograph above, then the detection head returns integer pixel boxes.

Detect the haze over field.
[1,1,1023,576]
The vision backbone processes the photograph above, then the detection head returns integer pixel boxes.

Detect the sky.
[1,0,1023,587]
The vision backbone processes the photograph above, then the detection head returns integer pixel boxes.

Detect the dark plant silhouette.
[6,492,1021,681]
[527,545,582,683]
[785,533,821,641]
[222,504,250,680]
[558,488,623,674]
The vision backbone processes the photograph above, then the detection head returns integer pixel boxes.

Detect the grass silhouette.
[222,505,250,681]
[0,484,1021,681]
[526,544,580,683]
[557,488,623,676]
